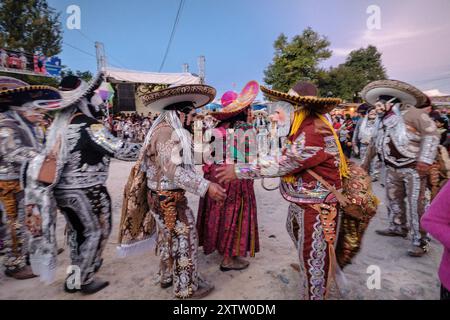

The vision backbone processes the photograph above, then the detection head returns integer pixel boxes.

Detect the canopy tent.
[104,67,202,114]
[105,67,201,85]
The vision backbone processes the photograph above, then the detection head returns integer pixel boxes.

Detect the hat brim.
[140,84,216,113]
[32,73,105,111]
[260,86,342,114]
[210,81,259,121]
[361,80,428,108]
[0,85,61,107]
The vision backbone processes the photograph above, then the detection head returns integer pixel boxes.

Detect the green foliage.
[319,45,387,101]
[264,27,388,102]
[264,27,332,92]
[0,0,62,56]
[60,68,94,82]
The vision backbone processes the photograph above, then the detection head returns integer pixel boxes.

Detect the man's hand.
[416,161,431,178]
[207,183,227,202]
[216,165,237,184]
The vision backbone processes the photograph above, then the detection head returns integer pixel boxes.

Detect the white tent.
[105,67,201,85]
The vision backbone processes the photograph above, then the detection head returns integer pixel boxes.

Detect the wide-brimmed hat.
[361,79,429,108]
[210,81,259,121]
[139,84,216,113]
[0,76,61,108]
[260,82,342,114]
[27,73,105,111]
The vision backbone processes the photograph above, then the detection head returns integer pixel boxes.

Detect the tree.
[60,68,93,82]
[318,45,387,101]
[264,27,332,92]
[0,0,62,56]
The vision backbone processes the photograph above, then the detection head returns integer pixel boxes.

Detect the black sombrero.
[0,76,61,107]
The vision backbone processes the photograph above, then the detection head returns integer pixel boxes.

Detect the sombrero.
[361,80,429,108]
[260,82,342,114]
[140,84,216,113]
[210,81,259,121]
[0,76,61,108]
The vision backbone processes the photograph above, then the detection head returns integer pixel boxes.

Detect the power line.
[63,41,96,59]
[76,29,128,69]
[159,0,185,72]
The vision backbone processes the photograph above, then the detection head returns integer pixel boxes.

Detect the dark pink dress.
[197,122,259,258]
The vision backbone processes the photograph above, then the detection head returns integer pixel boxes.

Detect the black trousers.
[54,185,112,285]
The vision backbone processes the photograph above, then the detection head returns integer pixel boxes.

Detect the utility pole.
[95,42,107,72]
[198,55,205,84]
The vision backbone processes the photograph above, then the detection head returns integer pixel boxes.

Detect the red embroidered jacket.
[235,115,342,205]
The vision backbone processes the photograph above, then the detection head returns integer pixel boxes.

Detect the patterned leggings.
[148,190,199,299]
[54,185,112,285]
[286,203,338,300]
[0,180,27,272]
[385,166,429,247]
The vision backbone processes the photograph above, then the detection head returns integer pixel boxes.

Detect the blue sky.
[47,0,450,97]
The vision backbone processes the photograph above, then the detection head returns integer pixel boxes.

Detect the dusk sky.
[47,0,450,97]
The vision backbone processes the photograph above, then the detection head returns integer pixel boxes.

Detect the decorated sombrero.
[210,81,259,121]
[36,73,106,111]
[140,84,216,113]
[0,76,61,108]
[260,82,342,114]
[361,79,429,108]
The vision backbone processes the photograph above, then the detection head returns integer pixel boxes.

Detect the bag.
[308,161,379,268]
[37,138,61,185]
[429,145,450,200]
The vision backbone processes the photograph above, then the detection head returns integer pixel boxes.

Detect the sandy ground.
[0,159,443,300]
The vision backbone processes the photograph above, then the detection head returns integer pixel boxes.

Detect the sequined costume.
[145,122,209,299]
[26,81,141,285]
[0,110,42,273]
[365,106,439,250]
[235,114,343,300]
[352,115,380,180]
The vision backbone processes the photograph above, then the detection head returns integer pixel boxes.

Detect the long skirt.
[197,164,259,258]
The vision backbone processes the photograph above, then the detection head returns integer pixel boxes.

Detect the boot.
[64,278,109,295]
[5,266,37,280]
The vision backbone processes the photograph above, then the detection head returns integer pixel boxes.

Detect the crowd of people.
[1,73,449,301]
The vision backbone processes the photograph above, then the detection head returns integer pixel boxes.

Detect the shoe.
[220,258,250,272]
[64,278,109,295]
[407,245,427,257]
[5,266,37,280]
[189,280,214,300]
[161,280,173,289]
[80,279,109,295]
[376,228,408,238]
